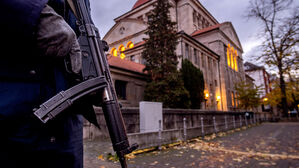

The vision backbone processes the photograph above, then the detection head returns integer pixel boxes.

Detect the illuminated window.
[118,45,125,52]
[120,53,126,59]
[231,92,235,107]
[234,50,238,71]
[227,45,231,67]
[118,45,126,59]
[227,44,239,72]
[110,48,118,57]
[126,41,134,49]
[230,46,234,70]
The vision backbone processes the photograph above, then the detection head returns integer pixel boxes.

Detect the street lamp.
[205,93,209,99]
[216,96,221,102]
[204,92,209,109]
[263,97,268,102]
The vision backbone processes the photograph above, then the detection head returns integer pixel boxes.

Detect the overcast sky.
[89,0,297,64]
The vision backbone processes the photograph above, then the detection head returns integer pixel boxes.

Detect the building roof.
[244,62,264,71]
[191,23,222,37]
[132,0,151,9]
[108,55,146,74]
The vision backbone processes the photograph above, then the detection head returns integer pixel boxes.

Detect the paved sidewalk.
[84,122,299,168]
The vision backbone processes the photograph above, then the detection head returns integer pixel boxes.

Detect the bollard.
[233,116,236,129]
[213,116,218,134]
[239,115,242,127]
[245,115,248,126]
[183,118,187,142]
[224,115,228,130]
[253,114,256,124]
[158,120,162,150]
[250,115,253,125]
[201,117,205,138]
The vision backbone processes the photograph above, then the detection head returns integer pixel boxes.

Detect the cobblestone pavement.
[84,122,299,168]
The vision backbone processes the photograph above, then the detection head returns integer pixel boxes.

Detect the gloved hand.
[36,4,82,74]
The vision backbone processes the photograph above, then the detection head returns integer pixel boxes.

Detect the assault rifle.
[33,0,138,167]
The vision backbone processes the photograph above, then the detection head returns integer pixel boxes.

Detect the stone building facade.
[104,0,246,111]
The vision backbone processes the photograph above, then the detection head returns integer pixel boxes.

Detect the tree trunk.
[278,66,288,117]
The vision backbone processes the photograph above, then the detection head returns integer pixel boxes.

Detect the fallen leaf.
[97,155,104,161]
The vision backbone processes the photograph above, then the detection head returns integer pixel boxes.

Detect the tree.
[181,59,205,109]
[234,81,261,111]
[265,77,299,111]
[247,0,299,116]
[142,0,190,108]
[144,72,191,108]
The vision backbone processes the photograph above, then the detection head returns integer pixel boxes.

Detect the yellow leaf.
[97,155,104,161]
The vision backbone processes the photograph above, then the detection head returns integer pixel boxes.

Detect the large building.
[104,0,246,111]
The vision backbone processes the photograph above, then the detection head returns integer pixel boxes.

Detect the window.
[185,43,189,59]
[130,55,135,62]
[118,45,126,59]
[119,27,125,35]
[202,19,205,28]
[126,41,134,49]
[231,92,235,107]
[227,43,239,71]
[193,11,197,25]
[197,15,201,29]
[110,48,117,57]
[115,80,127,100]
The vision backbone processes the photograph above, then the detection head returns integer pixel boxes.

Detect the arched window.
[126,41,134,49]
[118,45,125,52]
[110,48,118,57]
[118,44,126,59]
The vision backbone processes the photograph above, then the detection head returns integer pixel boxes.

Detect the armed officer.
[0,0,94,167]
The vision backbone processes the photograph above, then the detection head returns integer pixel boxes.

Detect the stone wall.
[84,107,271,148]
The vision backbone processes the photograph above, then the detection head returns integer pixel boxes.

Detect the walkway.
[84,122,299,168]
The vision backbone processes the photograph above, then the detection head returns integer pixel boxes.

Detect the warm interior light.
[234,56,238,71]
[120,53,126,59]
[111,48,117,57]
[263,98,268,102]
[127,41,134,49]
[216,96,221,101]
[119,45,125,52]
[227,44,238,72]
[227,46,230,67]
